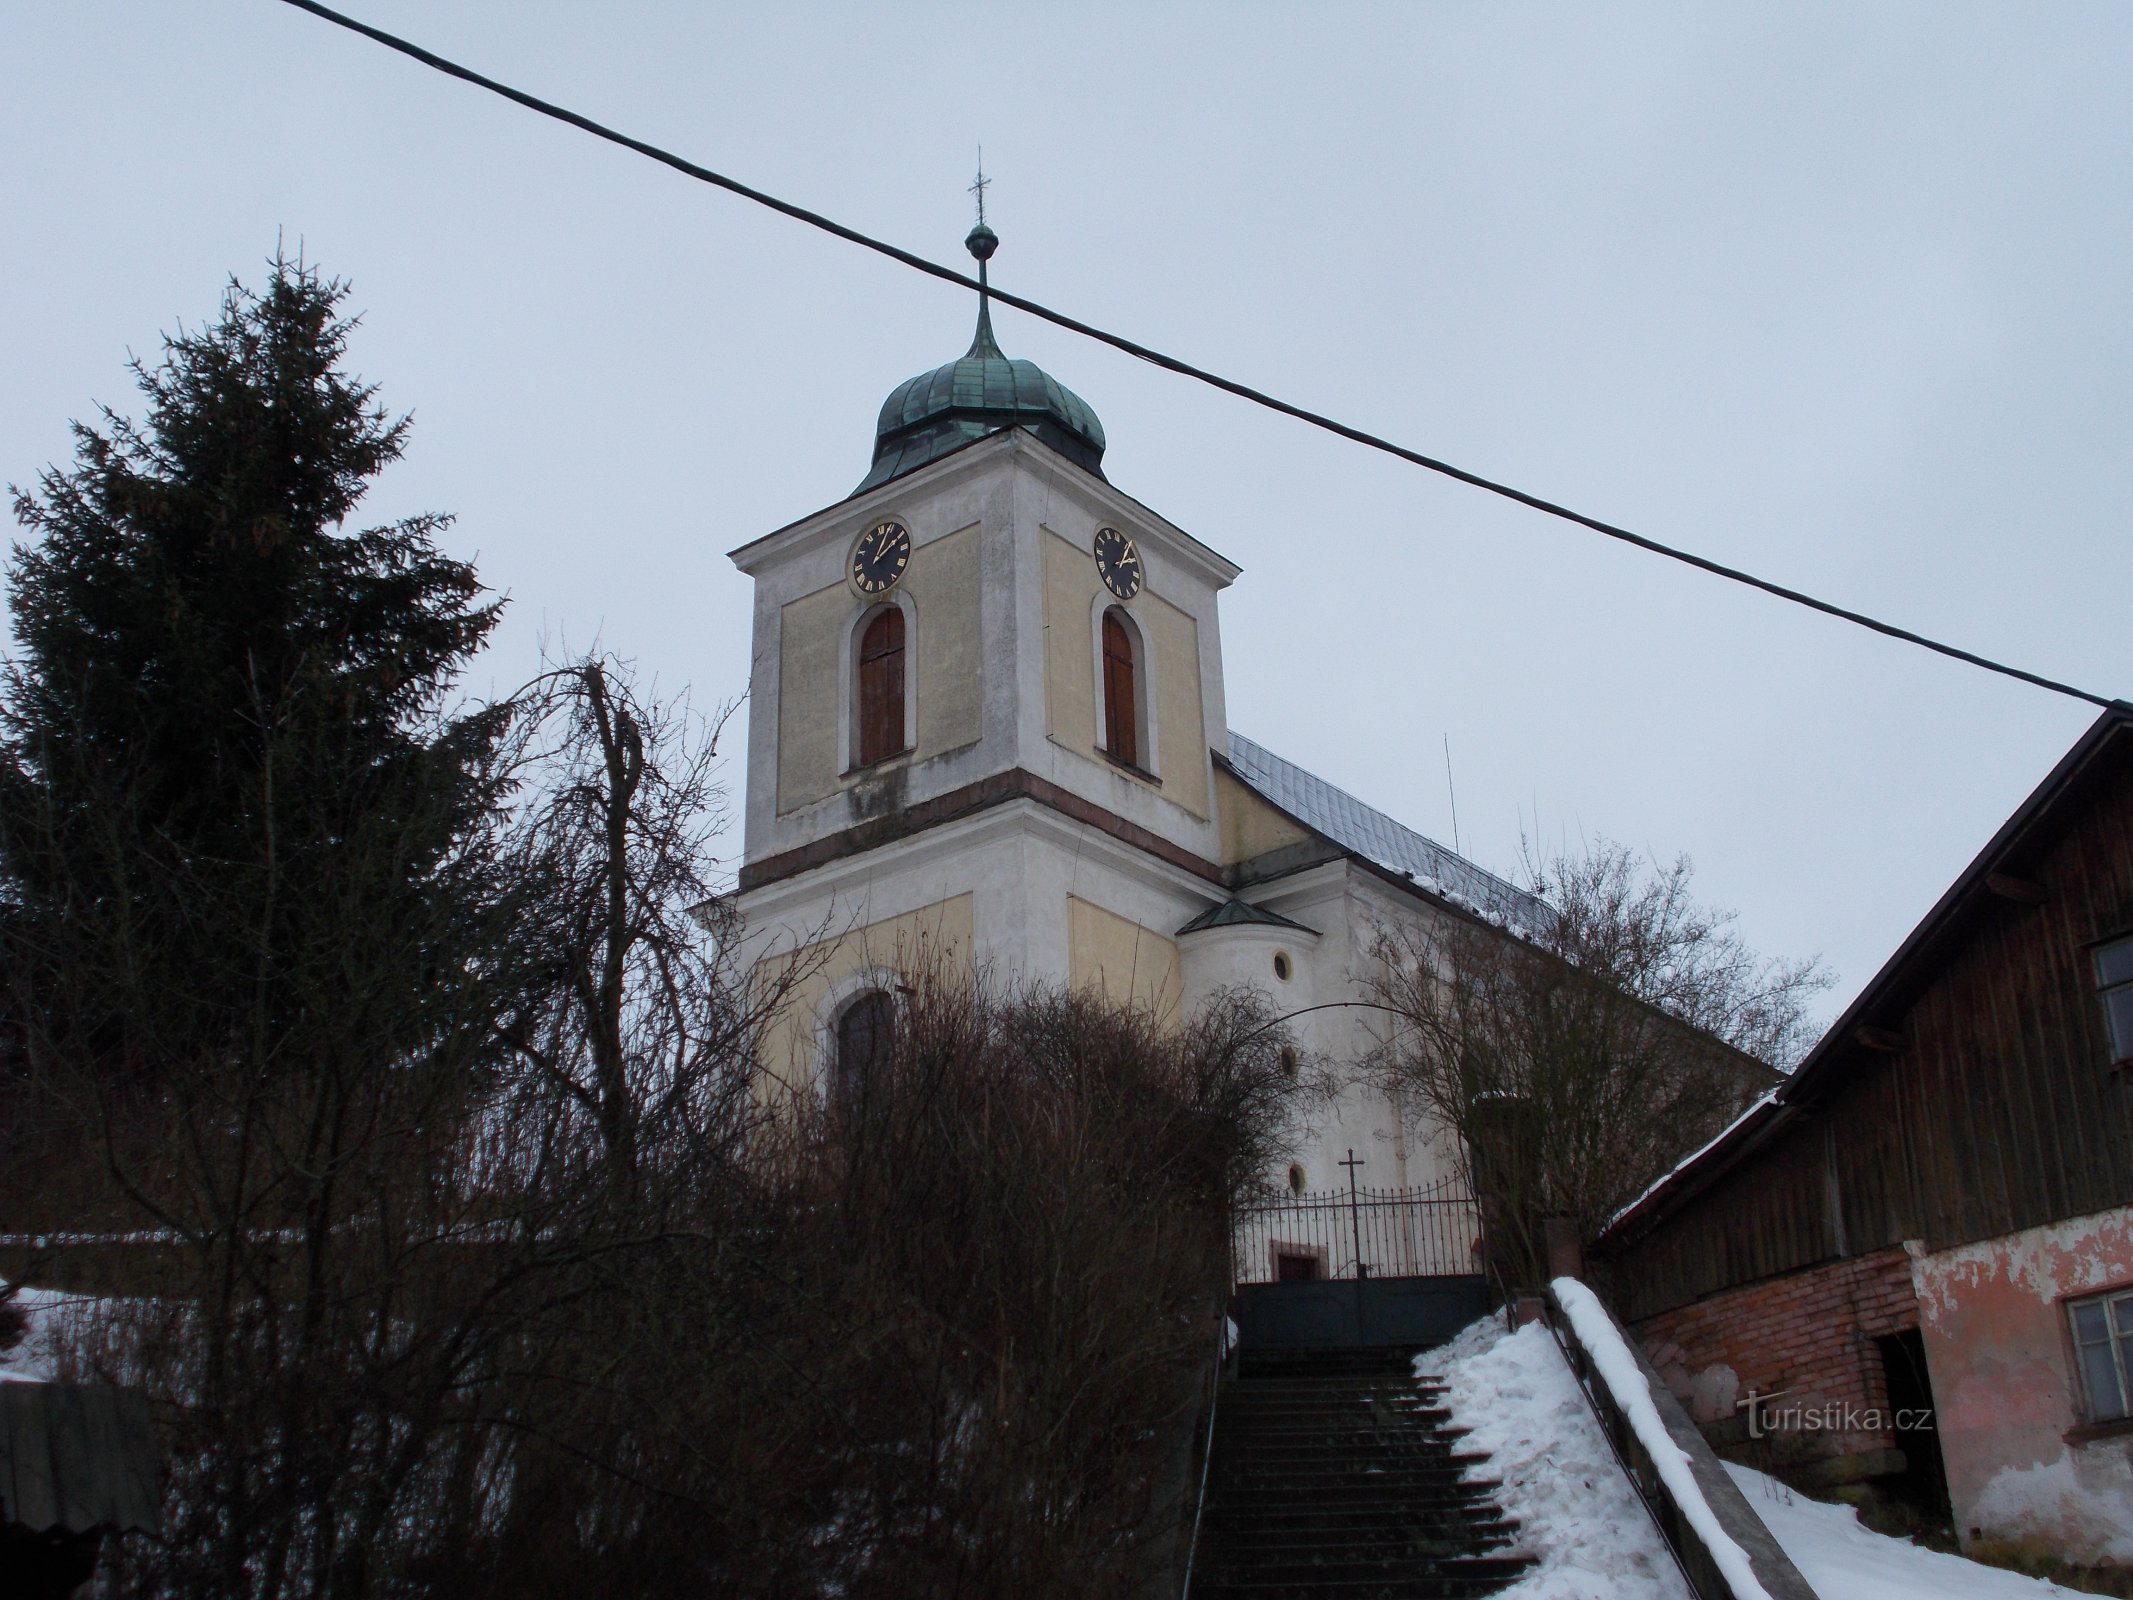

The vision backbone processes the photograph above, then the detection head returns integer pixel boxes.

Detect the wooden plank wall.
[1608,748,2133,1323]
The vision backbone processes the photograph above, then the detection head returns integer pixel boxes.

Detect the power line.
[273,0,2118,713]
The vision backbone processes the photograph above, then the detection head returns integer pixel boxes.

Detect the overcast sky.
[7,2,2130,1022]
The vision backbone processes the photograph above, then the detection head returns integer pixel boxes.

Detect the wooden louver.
[858,606,905,766]
[1102,608,1138,769]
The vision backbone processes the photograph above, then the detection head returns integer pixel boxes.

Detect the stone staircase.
[1190,1346,1532,1600]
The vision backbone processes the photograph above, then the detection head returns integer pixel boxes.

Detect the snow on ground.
[1430,1309,2090,1599]
[1428,1314,1694,1599]
[1725,1462,2090,1600]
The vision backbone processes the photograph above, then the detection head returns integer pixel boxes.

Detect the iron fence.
[1233,1169,1481,1284]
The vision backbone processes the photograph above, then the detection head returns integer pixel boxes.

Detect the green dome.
[855,231,1107,494]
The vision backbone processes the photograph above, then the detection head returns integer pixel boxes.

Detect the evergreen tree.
[6,254,501,998]
[0,259,520,1598]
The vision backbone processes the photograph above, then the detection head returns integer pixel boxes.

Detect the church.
[727,221,1545,1233]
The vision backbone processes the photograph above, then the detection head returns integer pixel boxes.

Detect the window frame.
[1101,608,1139,768]
[830,986,898,1121]
[2067,1286,2133,1427]
[1089,595,1157,780]
[856,605,907,767]
[842,593,917,774]
[2092,931,2133,1066]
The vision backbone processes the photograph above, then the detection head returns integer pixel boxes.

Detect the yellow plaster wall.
[757,892,975,1095]
[775,581,847,815]
[1215,768,1313,865]
[1042,527,1211,818]
[1143,591,1210,819]
[911,523,981,760]
[1042,528,1098,751]
[773,524,984,816]
[1067,895,1181,1023]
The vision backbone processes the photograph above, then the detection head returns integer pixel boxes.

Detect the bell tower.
[728,223,1246,1086]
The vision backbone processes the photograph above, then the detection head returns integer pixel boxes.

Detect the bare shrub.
[1370,841,1827,1284]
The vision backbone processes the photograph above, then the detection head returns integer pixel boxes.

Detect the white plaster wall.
[735,797,1218,1049]
[1172,862,1468,1204]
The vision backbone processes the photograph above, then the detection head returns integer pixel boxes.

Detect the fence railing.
[1233,1170,1481,1284]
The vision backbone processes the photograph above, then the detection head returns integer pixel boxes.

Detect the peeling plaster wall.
[1912,1205,2133,1564]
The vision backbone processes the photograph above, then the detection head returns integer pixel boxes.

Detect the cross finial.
[963,152,1001,357]
[969,147,991,227]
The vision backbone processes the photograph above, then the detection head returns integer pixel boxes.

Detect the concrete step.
[1194,1345,1527,1599]
[1191,1559,1533,1599]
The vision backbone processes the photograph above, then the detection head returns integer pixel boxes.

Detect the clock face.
[850,519,912,596]
[1093,527,1143,601]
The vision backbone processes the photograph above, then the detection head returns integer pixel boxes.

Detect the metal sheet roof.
[0,1383,160,1535]
[1223,732,1550,936]
[1175,896,1317,937]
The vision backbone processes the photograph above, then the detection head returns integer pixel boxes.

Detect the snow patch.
[1726,1462,2090,1598]
[1429,1313,1692,1599]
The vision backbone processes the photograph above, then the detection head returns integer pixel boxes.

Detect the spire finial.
[964,148,1002,358]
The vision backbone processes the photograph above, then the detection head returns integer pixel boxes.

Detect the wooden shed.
[1596,702,2133,1566]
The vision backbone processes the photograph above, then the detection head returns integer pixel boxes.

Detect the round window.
[1279,1046,1300,1081]
[1287,1164,1306,1196]
[1273,951,1292,981]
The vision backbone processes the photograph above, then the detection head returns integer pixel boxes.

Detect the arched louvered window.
[857,606,906,766]
[833,988,897,1117]
[1101,608,1138,768]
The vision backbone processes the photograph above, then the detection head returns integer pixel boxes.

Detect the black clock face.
[850,519,912,596]
[1093,527,1143,601]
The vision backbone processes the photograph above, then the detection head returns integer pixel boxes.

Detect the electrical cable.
[273,0,2119,712]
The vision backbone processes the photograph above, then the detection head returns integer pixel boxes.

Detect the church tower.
[730,222,1250,1090]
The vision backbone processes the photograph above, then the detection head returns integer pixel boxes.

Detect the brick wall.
[1632,1246,1918,1479]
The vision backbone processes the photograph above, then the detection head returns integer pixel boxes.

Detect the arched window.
[1101,607,1138,768]
[857,606,906,766]
[833,988,897,1115]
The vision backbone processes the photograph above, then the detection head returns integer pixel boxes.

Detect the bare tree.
[1370,841,1827,1284]
[498,653,762,1180]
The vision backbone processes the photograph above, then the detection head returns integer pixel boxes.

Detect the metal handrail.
[1178,1308,1227,1600]
[1534,1290,1704,1599]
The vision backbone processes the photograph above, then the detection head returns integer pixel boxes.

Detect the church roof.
[1222,732,1552,937]
[1175,897,1318,936]
[854,225,1107,495]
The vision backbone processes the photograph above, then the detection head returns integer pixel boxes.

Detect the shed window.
[1101,608,1138,769]
[2096,936,2133,1064]
[2068,1288,2133,1424]
[857,607,906,766]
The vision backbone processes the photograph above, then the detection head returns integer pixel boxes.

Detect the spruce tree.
[3,257,506,1098]
[0,260,518,1597]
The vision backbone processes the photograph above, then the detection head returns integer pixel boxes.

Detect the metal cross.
[969,148,991,226]
[1339,1148,1369,1283]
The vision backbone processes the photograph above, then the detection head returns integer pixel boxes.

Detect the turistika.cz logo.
[1736,1388,1934,1439]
